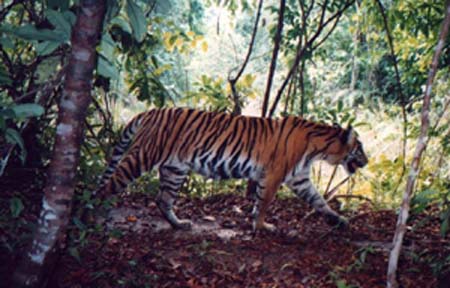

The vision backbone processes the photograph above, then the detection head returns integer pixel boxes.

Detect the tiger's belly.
[188,155,258,180]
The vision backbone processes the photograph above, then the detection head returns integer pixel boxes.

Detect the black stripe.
[161,109,195,163]
[292,178,309,187]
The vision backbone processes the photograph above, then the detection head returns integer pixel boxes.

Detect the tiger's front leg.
[155,166,192,230]
[251,178,281,232]
[287,177,348,227]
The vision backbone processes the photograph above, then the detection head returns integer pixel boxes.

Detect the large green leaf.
[36,40,60,56]
[11,103,45,119]
[97,56,120,80]
[100,33,116,59]
[5,128,25,150]
[0,36,14,49]
[0,24,66,42]
[45,9,72,41]
[110,16,132,34]
[126,0,147,42]
[63,11,76,27]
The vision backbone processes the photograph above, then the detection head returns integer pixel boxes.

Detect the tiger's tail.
[95,111,146,196]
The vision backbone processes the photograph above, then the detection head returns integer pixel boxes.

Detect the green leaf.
[63,11,76,26]
[0,24,66,42]
[337,99,343,112]
[10,197,24,218]
[0,65,12,85]
[100,33,115,59]
[105,0,120,24]
[69,247,81,263]
[11,103,45,119]
[97,55,119,80]
[46,0,70,11]
[5,128,27,162]
[0,108,15,119]
[110,16,132,34]
[45,9,72,40]
[5,128,24,150]
[126,0,147,42]
[36,40,60,56]
[0,36,15,49]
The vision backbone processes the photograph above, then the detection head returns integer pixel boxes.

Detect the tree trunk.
[261,0,286,117]
[229,0,264,116]
[386,2,450,287]
[299,60,306,117]
[12,1,106,287]
[349,1,360,91]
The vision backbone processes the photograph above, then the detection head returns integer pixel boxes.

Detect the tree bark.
[261,0,286,117]
[386,1,450,287]
[12,1,106,287]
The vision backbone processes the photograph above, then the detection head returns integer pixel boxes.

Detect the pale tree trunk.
[349,1,360,91]
[386,1,450,287]
[12,1,106,287]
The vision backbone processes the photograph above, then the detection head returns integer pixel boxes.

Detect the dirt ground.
[1,170,449,287]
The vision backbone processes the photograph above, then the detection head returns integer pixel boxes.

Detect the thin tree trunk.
[229,0,264,116]
[283,67,296,114]
[12,1,106,287]
[375,0,408,194]
[268,0,354,117]
[299,59,306,116]
[386,2,450,287]
[261,0,286,117]
[349,1,360,91]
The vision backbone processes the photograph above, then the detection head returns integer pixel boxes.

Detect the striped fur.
[97,108,368,231]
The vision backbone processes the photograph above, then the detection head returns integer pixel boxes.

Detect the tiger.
[97,107,368,231]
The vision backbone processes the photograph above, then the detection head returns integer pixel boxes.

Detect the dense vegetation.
[0,0,449,287]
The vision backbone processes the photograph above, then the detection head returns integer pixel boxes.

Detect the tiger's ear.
[342,125,356,145]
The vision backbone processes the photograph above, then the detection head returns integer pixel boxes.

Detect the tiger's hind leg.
[100,150,144,198]
[287,177,348,227]
[155,165,191,230]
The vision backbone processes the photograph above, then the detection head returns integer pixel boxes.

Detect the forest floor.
[1,169,449,287]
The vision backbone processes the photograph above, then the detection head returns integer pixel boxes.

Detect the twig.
[333,195,374,206]
[303,176,351,220]
[324,165,338,198]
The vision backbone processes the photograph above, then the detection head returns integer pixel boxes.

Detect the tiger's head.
[323,125,368,174]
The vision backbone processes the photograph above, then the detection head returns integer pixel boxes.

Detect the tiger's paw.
[253,221,277,232]
[325,214,349,229]
[172,219,193,230]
